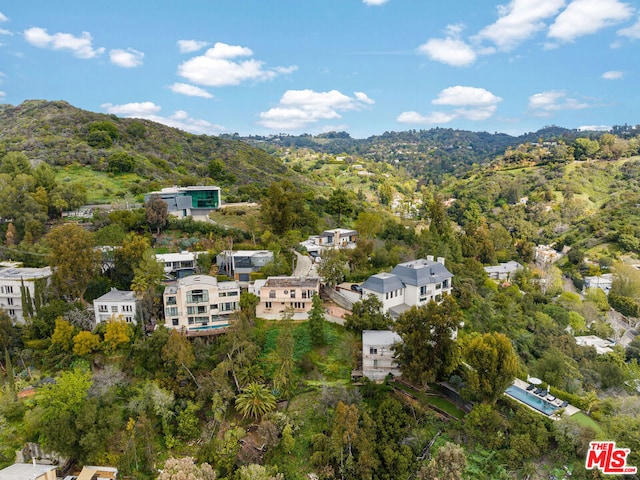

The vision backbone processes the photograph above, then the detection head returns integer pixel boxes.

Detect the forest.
[2,101,640,479]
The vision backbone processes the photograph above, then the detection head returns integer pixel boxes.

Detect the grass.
[391,381,466,419]
[570,411,604,436]
[55,163,143,203]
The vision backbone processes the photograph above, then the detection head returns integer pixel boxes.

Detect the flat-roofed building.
[156,251,204,278]
[164,275,240,334]
[362,330,401,381]
[256,276,321,320]
[0,463,57,480]
[0,264,52,324]
[144,186,221,218]
[216,250,274,284]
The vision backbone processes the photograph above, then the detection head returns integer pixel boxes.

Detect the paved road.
[293,251,318,277]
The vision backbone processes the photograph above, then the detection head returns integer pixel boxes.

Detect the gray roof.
[94,288,136,303]
[390,259,453,286]
[0,463,57,480]
[361,272,405,294]
[362,329,401,346]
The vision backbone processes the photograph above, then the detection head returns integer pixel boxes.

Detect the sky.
[1,0,639,138]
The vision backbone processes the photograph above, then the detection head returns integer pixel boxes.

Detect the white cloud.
[528,90,590,116]
[101,101,161,116]
[0,12,7,22]
[170,82,213,98]
[0,29,11,36]
[602,70,623,79]
[177,39,209,53]
[417,37,477,67]
[363,0,389,5]
[0,91,5,99]
[397,86,502,125]
[101,102,223,135]
[618,16,640,39]
[177,42,296,87]
[258,89,374,130]
[474,0,566,50]
[548,0,634,42]
[23,27,104,59]
[109,48,144,68]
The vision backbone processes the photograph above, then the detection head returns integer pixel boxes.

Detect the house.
[216,250,274,284]
[144,186,221,218]
[575,335,615,354]
[583,273,613,295]
[534,244,560,266]
[156,251,204,278]
[362,330,401,381]
[484,261,523,281]
[301,228,358,256]
[361,257,453,319]
[163,275,240,334]
[0,463,57,480]
[93,288,138,324]
[0,264,52,324]
[255,276,321,320]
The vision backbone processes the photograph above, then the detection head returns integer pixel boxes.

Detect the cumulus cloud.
[548,0,634,42]
[170,82,214,98]
[417,24,477,67]
[474,0,566,50]
[363,0,389,5]
[177,39,209,53]
[397,86,502,125]
[258,89,375,130]
[0,90,5,99]
[177,42,296,87]
[23,27,104,59]
[109,48,144,68]
[618,16,640,39]
[101,102,223,135]
[0,12,7,22]
[602,70,623,79]
[528,90,590,116]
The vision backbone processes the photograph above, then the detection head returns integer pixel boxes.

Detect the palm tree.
[235,382,276,419]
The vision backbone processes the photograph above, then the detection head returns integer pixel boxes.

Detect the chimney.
[426,255,434,262]
[437,257,445,265]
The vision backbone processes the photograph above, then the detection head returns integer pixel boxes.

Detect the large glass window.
[183,189,219,209]
[187,289,209,303]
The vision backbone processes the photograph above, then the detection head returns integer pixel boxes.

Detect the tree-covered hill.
[0,100,296,194]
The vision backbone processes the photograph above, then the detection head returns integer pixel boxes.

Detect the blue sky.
[1,0,639,138]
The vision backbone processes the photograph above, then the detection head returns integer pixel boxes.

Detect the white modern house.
[155,251,204,279]
[144,186,221,218]
[93,288,138,324]
[163,275,240,334]
[361,257,453,319]
[255,276,321,320]
[583,273,613,295]
[484,261,523,281]
[0,463,57,480]
[216,250,274,284]
[362,330,402,381]
[0,264,52,324]
[301,228,358,256]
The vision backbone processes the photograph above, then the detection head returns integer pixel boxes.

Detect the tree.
[50,318,75,352]
[326,188,354,224]
[417,442,467,480]
[345,295,392,333]
[393,296,462,387]
[260,180,314,235]
[158,457,217,480]
[145,195,169,234]
[464,332,519,403]
[317,248,347,287]
[107,152,135,173]
[308,293,325,346]
[273,310,295,399]
[354,211,383,240]
[162,329,199,387]
[573,137,600,160]
[235,382,276,419]
[46,223,100,301]
[330,401,359,478]
[73,331,101,356]
[103,319,132,353]
[114,233,150,289]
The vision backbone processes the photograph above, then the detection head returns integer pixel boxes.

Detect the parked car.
[351,284,363,293]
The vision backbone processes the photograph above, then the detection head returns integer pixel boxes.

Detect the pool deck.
[512,378,581,417]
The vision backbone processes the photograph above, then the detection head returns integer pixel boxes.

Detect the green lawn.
[391,381,466,419]
[570,411,604,436]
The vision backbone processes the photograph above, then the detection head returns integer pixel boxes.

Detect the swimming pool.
[505,385,559,416]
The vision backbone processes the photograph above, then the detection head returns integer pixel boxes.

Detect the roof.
[264,276,320,288]
[391,259,453,286]
[94,288,136,303]
[0,266,52,281]
[0,463,56,480]
[484,261,523,275]
[320,228,357,237]
[363,329,401,346]
[361,272,405,294]
[155,251,201,262]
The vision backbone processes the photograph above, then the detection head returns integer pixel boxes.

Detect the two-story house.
[362,329,402,381]
[163,275,240,334]
[361,257,453,319]
[255,276,321,320]
[93,288,138,324]
[0,264,52,324]
[301,228,358,257]
[216,250,274,284]
[144,186,221,218]
[156,251,204,279]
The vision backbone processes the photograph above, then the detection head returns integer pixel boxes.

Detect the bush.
[609,293,639,317]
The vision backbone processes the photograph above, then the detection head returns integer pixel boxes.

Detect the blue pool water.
[505,385,559,416]
[190,323,228,331]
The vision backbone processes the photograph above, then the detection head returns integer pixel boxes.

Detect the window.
[420,285,427,295]
[290,290,296,298]
[166,296,177,305]
[385,292,389,300]
[210,304,218,310]
[187,305,207,315]
[8,309,15,316]
[6,298,13,306]
[266,302,272,309]
[187,289,208,303]
[219,292,227,297]
[125,316,133,323]
[269,290,276,299]
[111,306,118,313]
[436,283,442,290]
[227,290,238,297]
[99,305,108,312]
[293,302,305,309]
[166,307,178,317]
[123,305,133,312]
[172,319,179,326]
[6,286,12,294]
[443,279,449,288]
[370,347,378,355]
[302,291,307,299]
